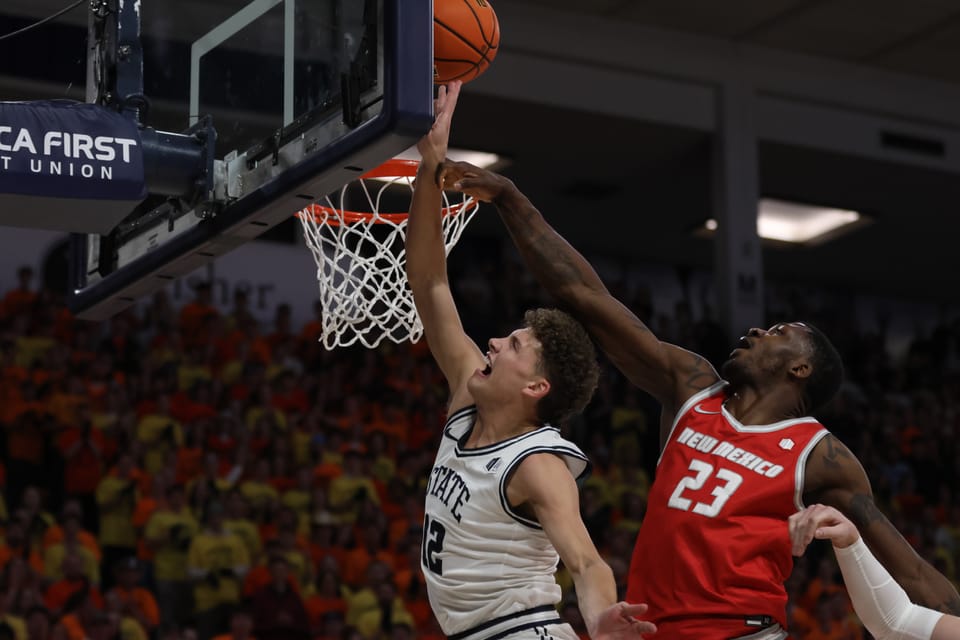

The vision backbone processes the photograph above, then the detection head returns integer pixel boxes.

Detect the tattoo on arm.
[820,434,855,472]
[682,354,715,392]
[621,307,651,334]
[845,492,886,529]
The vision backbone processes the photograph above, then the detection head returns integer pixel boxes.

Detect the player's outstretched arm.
[509,453,656,639]
[790,505,959,640]
[406,82,484,407]
[443,161,718,425]
[804,435,960,615]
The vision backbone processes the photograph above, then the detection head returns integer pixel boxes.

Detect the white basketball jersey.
[422,405,590,640]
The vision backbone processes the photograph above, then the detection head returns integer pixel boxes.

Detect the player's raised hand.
[789,504,860,556]
[417,80,462,171]
[590,602,657,639]
[440,159,514,202]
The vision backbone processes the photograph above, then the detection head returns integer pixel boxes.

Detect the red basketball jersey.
[626,382,828,639]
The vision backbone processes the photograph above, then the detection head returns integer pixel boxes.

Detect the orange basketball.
[434,0,500,84]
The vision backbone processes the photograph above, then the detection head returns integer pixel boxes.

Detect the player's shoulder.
[803,432,863,485]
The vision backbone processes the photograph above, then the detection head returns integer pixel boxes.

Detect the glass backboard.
[65,0,432,320]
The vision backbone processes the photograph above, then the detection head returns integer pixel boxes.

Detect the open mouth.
[479,354,492,376]
[729,337,751,357]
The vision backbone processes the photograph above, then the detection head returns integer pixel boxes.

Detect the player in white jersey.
[405,81,655,640]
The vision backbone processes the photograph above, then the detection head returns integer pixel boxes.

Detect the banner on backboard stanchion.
[0,100,146,233]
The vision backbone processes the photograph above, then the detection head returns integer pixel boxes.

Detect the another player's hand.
[789,504,860,556]
[590,602,657,639]
[440,160,514,202]
[417,81,462,172]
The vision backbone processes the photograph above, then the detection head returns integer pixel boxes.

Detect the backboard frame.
[69,0,434,321]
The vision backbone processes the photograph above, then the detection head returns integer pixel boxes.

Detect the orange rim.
[296,200,478,226]
[359,158,420,180]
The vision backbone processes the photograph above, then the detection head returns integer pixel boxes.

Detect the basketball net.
[296,159,479,350]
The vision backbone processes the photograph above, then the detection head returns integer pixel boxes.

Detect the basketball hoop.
[296,159,479,350]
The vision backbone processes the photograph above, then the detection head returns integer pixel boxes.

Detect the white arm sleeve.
[834,538,944,640]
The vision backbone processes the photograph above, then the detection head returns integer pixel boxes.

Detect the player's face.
[470,327,544,398]
[721,322,812,383]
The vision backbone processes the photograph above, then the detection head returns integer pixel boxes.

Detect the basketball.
[434,0,500,84]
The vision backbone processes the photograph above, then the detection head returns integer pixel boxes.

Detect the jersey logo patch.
[779,438,795,450]
[693,403,721,415]
[485,457,502,472]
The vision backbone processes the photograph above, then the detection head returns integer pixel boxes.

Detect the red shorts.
[650,617,790,640]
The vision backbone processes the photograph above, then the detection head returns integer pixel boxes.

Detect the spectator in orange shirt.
[250,555,310,640]
[2,266,38,319]
[43,553,104,617]
[340,516,392,590]
[304,570,347,635]
[175,427,206,486]
[0,516,44,576]
[270,372,308,416]
[106,557,159,634]
[803,591,863,640]
[6,411,48,511]
[179,282,219,350]
[211,609,255,640]
[800,556,845,613]
[305,513,346,574]
[265,305,293,352]
[57,417,105,529]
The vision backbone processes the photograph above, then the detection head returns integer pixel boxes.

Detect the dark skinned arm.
[804,434,960,614]
[443,160,719,445]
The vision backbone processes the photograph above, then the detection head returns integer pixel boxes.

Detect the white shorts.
[501,622,580,640]
[733,624,789,640]
[445,606,579,640]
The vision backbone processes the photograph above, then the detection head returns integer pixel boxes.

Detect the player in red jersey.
[438,160,960,640]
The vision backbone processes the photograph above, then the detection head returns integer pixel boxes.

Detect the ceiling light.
[699,198,867,246]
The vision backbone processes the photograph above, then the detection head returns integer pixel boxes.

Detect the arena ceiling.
[515,0,960,86]
[2,0,960,305]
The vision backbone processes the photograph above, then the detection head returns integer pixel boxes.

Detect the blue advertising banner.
[0,101,147,233]
[0,100,146,201]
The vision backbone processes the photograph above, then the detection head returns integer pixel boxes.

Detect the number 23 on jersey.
[667,459,744,518]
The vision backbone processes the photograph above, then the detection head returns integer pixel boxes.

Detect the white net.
[297,160,478,350]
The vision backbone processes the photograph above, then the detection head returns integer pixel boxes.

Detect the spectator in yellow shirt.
[239,460,278,518]
[280,469,314,535]
[95,453,140,590]
[327,445,379,524]
[136,395,183,474]
[0,596,26,640]
[223,491,261,561]
[43,514,100,585]
[145,484,198,627]
[187,502,250,640]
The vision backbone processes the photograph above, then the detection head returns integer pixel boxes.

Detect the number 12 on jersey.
[421,514,446,574]
[668,459,743,517]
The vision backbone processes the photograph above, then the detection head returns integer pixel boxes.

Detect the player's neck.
[724,385,806,425]
[468,406,539,447]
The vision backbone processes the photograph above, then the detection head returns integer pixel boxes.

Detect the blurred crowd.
[0,243,957,640]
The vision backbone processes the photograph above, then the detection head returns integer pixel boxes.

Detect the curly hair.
[523,308,600,426]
